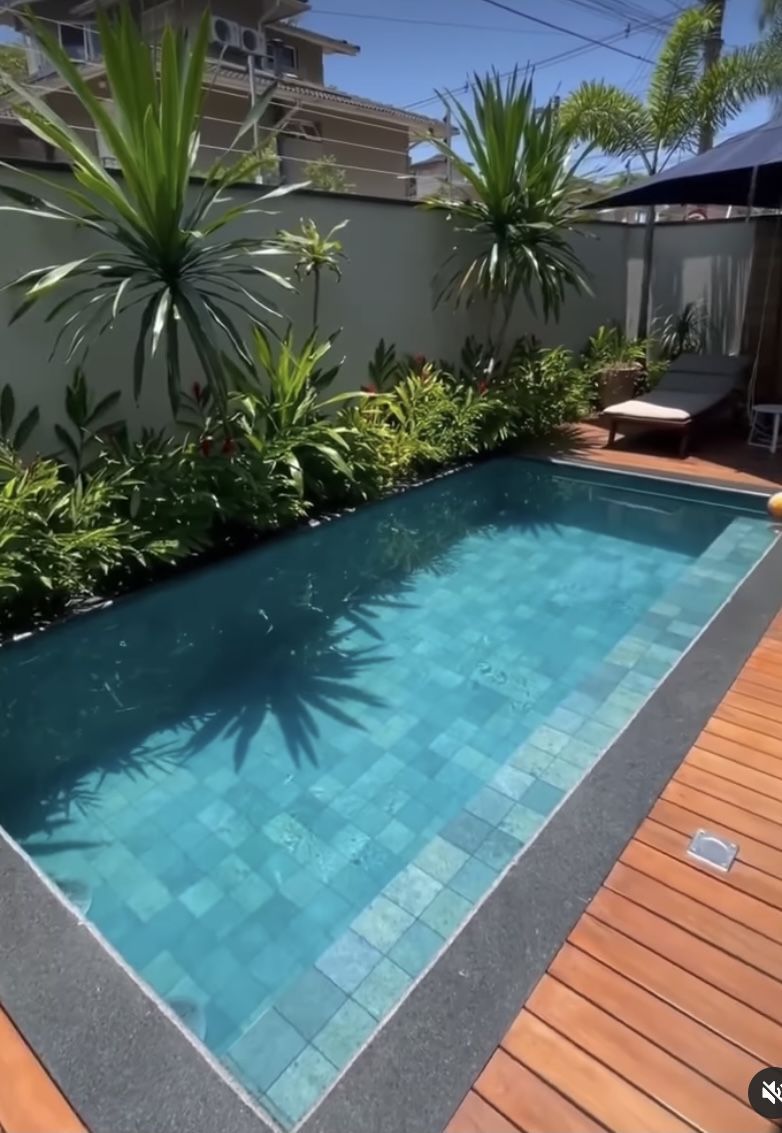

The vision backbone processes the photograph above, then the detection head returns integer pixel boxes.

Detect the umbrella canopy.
[589,117,782,210]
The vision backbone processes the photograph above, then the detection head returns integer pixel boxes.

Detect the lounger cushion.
[604,353,747,422]
[603,390,727,422]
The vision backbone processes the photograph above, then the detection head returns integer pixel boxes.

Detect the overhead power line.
[308,10,554,34]
[474,0,656,63]
[403,12,674,111]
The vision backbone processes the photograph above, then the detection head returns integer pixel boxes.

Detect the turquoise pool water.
[0,460,774,1125]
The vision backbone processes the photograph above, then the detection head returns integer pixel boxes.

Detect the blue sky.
[301,0,770,174]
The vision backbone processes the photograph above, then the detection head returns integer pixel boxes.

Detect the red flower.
[477,380,489,396]
[200,437,212,457]
[361,383,377,396]
[222,437,236,456]
[413,353,426,371]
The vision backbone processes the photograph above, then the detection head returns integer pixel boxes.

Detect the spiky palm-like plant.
[0,6,300,410]
[423,69,590,360]
[561,4,778,337]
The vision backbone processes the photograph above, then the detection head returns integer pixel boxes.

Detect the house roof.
[211,64,448,136]
[269,22,359,57]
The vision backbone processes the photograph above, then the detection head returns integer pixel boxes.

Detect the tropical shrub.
[498,345,591,437]
[54,368,123,474]
[225,327,361,505]
[0,442,181,628]
[0,6,297,409]
[348,365,507,482]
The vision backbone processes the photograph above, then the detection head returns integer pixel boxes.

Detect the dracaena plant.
[423,69,590,361]
[274,218,348,330]
[0,5,299,410]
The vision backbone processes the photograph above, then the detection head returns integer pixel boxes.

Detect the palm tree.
[423,69,590,363]
[561,4,777,338]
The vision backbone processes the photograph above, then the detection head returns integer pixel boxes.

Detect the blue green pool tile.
[526,725,569,756]
[312,998,377,1067]
[330,863,379,905]
[540,758,584,791]
[413,836,468,884]
[279,869,325,909]
[275,968,346,1040]
[124,877,171,923]
[265,1046,338,1126]
[441,812,493,854]
[419,887,472,938]
[227,873,273,915]
[377,818,416,855]
[498,802,546,842]
[490,764,534,802]
[575,718,618,751]
[522,779,565,817]
[545,706,585,735]
[383,864,442,916]
[215,813,255,850]
[352,957,412,1020]
[305,887,353,930]
[465,786,514,826]
[203,1002,235,1051]
[474,827,522,870]
[143,898,196,947]
[351,895,414,952]
[228,1007,306,1094]
[449,856,497,903]
[388,919,444,977]
[141,949,188,998]
[226,915,272,965]
[199,895,249,942]
[249,941,301,990]
[219,967,271,1028]
[191,945,242,997]
[510,743,553,776]
[185,832,230,873]
[315,930,382,993]
[170,819,209,853]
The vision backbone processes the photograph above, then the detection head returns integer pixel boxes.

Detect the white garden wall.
[0,163,756,452]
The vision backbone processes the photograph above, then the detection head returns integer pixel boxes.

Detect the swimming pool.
[0,459,774,1126]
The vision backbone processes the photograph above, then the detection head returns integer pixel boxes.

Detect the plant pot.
[598,364,641,409]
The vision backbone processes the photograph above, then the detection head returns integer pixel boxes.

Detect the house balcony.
[23,22,102,79]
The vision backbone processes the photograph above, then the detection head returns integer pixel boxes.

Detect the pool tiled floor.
[0,465,775,1128]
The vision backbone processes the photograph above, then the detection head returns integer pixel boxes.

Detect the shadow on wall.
[627,218,754,350]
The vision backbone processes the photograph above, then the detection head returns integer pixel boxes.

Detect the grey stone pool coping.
[0,458,779,1133]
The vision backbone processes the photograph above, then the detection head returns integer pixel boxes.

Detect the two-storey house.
[0,0,447,198]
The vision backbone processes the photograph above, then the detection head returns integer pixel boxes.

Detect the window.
[283,118,320,141]
[269,39,297,74]
[59,23,89,61]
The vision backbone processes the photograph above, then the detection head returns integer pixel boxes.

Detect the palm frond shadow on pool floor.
[0,463,566,838]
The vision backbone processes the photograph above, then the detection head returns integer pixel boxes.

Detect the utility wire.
[475,0,656,63]
[404,13,674,110]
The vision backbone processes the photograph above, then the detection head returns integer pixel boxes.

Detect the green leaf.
[13,406,40,450]
[0,385,14,438]
[54,424,80,466]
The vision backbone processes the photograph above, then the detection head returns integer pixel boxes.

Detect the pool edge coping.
[0,460,779,1133]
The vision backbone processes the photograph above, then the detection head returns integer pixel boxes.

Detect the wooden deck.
[0,1006,86,1133]
[528,420,782,491]
[446,612,782,1133]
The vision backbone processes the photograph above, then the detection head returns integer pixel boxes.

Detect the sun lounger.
[603,353,749,458]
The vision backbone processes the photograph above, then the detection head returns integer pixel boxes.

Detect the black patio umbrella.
[590,116,782,210]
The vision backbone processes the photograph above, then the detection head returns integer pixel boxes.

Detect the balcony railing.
[25,23,101,79]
